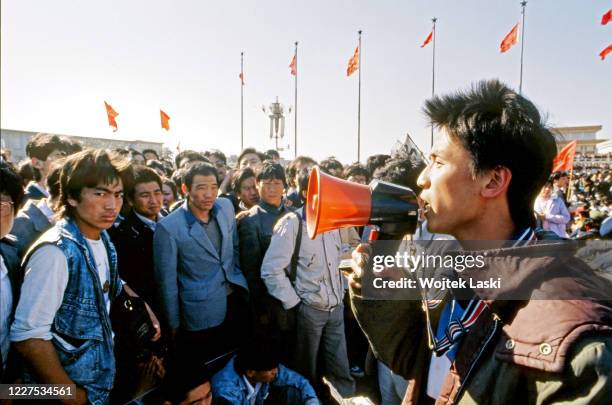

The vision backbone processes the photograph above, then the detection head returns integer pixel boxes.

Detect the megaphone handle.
[368,226,380,242]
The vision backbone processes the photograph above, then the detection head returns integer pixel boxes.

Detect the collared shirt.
[242,375,262,405]
[183,202,231,294]
[134,211,163,232]
[37,199,55,222]
[426,227,536,399]
[26,181,49,198]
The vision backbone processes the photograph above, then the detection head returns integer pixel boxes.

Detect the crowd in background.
[0,131,610,405]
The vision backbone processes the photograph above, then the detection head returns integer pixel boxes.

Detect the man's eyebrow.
[95,186,123,193]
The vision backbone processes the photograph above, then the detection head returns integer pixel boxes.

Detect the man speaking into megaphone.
[309,80,612,404]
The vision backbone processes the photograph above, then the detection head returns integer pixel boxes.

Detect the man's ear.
[481,166,512,199]
[30,157,44,170]
[181,183,188,195]
[67,197,78,208]
[245,369,255,379]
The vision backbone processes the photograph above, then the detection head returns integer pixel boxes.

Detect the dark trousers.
[176,292,252,372]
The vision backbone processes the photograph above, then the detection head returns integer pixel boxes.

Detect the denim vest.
[23,218,121,405]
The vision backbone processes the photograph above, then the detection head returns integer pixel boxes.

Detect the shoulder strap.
[288,212,302,283]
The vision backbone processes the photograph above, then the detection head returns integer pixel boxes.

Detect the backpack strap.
[288,212,303,283]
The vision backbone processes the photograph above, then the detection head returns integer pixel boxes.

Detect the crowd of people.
[0,79,611,405]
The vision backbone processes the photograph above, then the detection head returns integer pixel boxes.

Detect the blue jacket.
[153,198,248,331]
[9,200,52,256]
[22,183,47,204]
[23,218,122,405]
[212,357,318,405]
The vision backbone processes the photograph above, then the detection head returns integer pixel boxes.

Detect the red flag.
[160,110,170,131]
[239,72,244,85]
[601,9,612,25]
[289,55,297,76]
[104,101,118,132]
[600,44,612,61]
[346,47,359,76]
[552,141,577,172]
[500,23,519,53]
[420,31,433,48]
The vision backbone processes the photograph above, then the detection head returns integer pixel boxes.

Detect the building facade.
[0,128,163,163]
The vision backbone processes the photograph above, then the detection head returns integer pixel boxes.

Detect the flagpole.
[294,41,298,158]
[430,17,437,149]
[240,51,244,151]
[357,30,362,162]
[519,1,527,94]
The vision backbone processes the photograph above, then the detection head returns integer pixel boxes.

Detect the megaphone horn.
[306,166,419,239]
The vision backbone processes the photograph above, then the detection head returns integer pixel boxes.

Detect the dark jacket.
[237,201,293,320]
[0,236,22,382]
[9,200,53,257]
[351,241,612,404]
[108,210,159,314]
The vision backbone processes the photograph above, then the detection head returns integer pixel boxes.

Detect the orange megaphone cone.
[306,166,419,239]
[306,166,371,239]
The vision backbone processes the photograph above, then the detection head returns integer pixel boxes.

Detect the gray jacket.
[153,198,248,331]
[261,209,344,311]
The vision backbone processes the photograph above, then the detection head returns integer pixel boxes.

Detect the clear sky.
[1,0,610,163]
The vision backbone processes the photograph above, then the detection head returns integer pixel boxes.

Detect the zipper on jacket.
[452,318,500,403]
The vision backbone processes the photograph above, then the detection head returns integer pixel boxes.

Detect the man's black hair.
[162,356,211,405]
[423,79,557,230]
[343,162,370,183]
[18,161,41,185]
[182,162,219,190]
[146,159,167,175]
[366,154,391,176]
[129,166,162,199]
[175,150,209,169]
[128,149,144,160]
[46,161,64,201]
[25,133,71,161]
[286,156,317,188]
[297,167,310,196]
[231,167,257,194]
[142,148,159,160]
[374,157,426,192]
[264,149,280,160]
[59,149,133,219]
[234,336,281,375]
[256,161,287,187]
[0,161,24,214]
[66,138,83,154]
[319,157,344,175]
[207,150,227,166]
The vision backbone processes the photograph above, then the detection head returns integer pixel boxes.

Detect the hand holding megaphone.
[348,243,371,291]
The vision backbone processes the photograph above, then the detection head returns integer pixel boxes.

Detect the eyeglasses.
[0,200,14,214]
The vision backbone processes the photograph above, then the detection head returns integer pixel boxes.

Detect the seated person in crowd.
[163,357,213,405]
[212,337,319,405]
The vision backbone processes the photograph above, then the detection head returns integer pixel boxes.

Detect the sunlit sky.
[2,0,611,163]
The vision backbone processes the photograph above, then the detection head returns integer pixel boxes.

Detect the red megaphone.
[306,166,419,239]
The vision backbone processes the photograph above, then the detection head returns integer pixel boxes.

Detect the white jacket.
[261,209,345,310]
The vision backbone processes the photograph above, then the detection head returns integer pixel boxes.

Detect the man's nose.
[416,166,430,189]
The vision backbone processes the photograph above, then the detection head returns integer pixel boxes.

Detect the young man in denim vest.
[11,149,161,405]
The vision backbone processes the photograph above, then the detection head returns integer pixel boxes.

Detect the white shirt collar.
[134,211,161,231]
[242,375,261,404]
